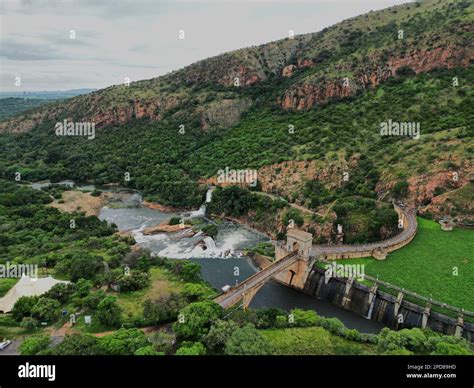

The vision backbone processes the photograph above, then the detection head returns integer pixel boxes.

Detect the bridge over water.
[215,203,417,309]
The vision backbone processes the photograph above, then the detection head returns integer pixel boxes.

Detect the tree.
[169,260,202,282]
[303,180,330,208]
[172,301,222,340]
[31,297,61,322]
[98,328,149,355]
[282,208,304,227]
[68,254,104,282]
[134,346,163,356]
[207,186,254,217]
[75,278,93,298]
[19,335,50,355]
[175,342,206,355]
[12,296,39,321]
[20,317,39,330]
[45,283,75,304]
[255,307,288,329]
[82,290,106,311]
[396,65,416,77]
[290,309,320,327]
[117,271,149,292]
[182,283,214,302]
[96,296,122,327]
[392,180,409,199]
[224,324,273,355]
[49,334,100,355]
[204,320,239,351]
[143,294,186,325]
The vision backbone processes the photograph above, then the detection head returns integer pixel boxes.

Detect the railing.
[313,264,474,318]
[310,207,417,256]
[215,251,299,306]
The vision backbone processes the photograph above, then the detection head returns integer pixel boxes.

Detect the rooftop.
[287,228,313,241]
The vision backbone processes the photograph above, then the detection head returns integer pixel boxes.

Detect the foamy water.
[99,188,267,259]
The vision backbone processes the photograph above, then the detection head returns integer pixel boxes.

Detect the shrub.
[224,324,273,355]
[175,341,207,355]
[169,217,182,226]
[201,224,218,238]
[96,296,122,327]
[31,297,61,322]
[290,309,319,327]
[19,335,50,355]
[321,317,346,335]
[134,346,163,356]
[20,317,39,330]
[172,301,222,340]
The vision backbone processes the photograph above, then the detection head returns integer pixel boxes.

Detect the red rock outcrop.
[281,59,315,77]
[279,44,474,110]
[218,65,262,86]
[388,45,473,75]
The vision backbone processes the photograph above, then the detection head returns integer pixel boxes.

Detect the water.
[30,180,384,333]
[98,188,384,332]
[30,180,76,190]
[194,257,384,333]
[187,187,214,218]
[100,203,267,259]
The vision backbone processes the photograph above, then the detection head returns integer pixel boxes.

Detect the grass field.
[338,218,474,311]
[261,327,376,355]
[115,267,184,319]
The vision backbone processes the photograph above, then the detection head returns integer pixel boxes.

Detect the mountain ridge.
[1,0,472,134]
[0,0,472,229]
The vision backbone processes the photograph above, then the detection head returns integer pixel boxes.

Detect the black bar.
[0,356,472,387]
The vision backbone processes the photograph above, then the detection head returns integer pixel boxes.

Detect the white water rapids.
[99,187,267,259]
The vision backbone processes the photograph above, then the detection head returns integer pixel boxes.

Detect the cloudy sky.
[0,0,412,91]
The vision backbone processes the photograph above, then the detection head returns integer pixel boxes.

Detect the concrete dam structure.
[303,267,474,342]
[215,202,473,341]
[216,202,417,309]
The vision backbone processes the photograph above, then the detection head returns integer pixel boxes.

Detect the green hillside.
[0,0,472,226]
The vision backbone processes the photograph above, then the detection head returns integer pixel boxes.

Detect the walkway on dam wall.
[311,205,418,259]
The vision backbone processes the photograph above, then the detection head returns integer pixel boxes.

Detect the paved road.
[310,207,417,257]
[215,251,299,308]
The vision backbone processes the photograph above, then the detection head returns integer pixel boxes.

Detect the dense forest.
[0,67,472,211]
[0,1,472,222]
[0,98,55,121]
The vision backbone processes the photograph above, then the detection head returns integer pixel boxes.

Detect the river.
[32,181,384,333]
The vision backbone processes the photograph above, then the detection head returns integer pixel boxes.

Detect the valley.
[0,0,472,360]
